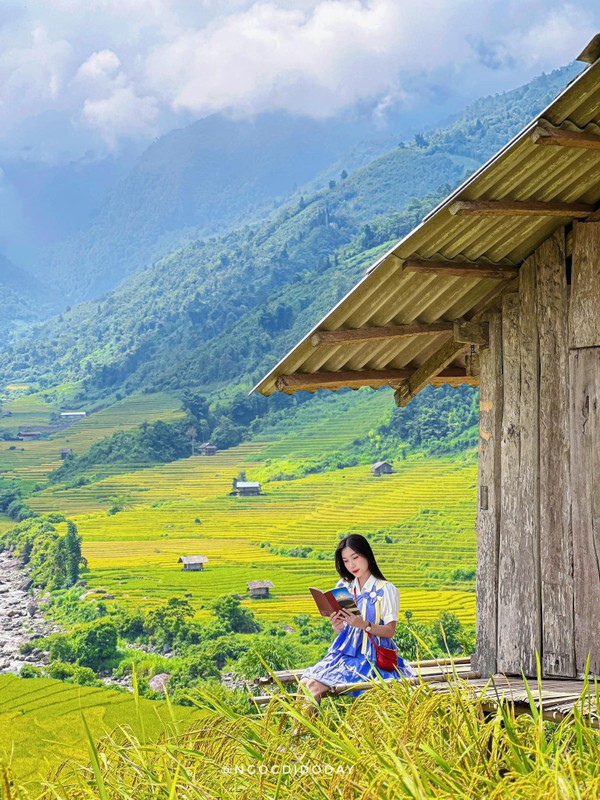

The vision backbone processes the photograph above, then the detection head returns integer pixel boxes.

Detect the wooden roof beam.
[449,200,594,218]
[394,339,469,407]
[275,366,470,393]
[531,125,600,151]
[310,322,454,346]
[404,259,518,279]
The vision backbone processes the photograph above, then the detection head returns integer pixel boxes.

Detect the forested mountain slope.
[0,65,578,402]
[0,254,56,340]
[39,112,395,303]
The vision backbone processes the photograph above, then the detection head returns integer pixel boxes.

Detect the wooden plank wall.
[476,226,578,677]
[570,221,600,675]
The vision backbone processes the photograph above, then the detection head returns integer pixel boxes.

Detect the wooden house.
[199,442,217,456]
[178,555,208,571]
[253,36,600,680]
[371,460,393,476]
[248,580,274,599]
[17,431,41,441]
[231,479,262,496]
[59,448,74,459]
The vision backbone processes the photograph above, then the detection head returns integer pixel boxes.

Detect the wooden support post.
[394,339,468,406]
[472,311,502,677]
[449,200,594,218]
[497,262,542,678]
[535,227,575,678]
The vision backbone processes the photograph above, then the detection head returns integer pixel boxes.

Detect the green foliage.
[0,514,84,589]
[42,619,119,671]
[210,595,261,634]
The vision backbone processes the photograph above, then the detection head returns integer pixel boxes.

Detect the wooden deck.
[250,657,599,725]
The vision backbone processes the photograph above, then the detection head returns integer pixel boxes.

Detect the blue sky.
[0,0,599,163]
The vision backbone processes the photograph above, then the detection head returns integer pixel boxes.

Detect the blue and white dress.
[303,574,416,693]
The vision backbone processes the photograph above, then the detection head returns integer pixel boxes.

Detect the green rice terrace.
[0,387,477,625]
[0,384,478,795]
[0,673,198,791]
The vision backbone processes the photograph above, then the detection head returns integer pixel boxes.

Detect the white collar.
[352,573,378,594]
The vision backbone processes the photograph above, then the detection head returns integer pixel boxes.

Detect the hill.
[0,253,56,340]
[0,64,579,406]
[37,112,397,303]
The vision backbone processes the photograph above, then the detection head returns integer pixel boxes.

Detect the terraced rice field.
[2,388,477,626]
[255,389,393,459]
[0,674,199,788]
[0,392,184,485]
[33,455,477,625]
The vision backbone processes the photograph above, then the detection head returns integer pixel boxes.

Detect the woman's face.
[341,546,370,582]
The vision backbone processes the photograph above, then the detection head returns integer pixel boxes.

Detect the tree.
[76,620,119,669]
[210,595,260,634]
[211,416,243,450]
[64,520,83,587]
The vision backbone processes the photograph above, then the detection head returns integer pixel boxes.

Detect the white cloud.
[82,86,159,146]
[0,0,598,159]
[77,49,121,80]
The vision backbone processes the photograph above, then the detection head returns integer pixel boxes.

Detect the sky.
[0,0,599,164]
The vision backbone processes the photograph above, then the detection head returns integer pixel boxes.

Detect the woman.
[301,534,415,705]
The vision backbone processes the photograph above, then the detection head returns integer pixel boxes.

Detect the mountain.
[35,112,401,304]
[0,65,579,401]
[0,254,56,341]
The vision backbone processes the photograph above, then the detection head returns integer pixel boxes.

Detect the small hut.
[231,479,261,496]
[248,580,274,599]
[199,443,217,456]
[59,448,74,459]
[178,555,208,572]
[371,460,393,476]
[253,35,600,681]
[17,431,41,441]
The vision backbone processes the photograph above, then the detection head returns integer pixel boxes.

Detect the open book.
[309,585,361,617]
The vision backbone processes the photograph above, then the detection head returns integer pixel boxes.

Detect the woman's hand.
[337,609,368,629]
[330,611,346,632]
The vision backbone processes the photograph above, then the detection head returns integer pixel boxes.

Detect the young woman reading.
[301,534,415,705]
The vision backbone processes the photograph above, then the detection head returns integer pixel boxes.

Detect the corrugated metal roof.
[248,580,274,589]
[178,556,208,564]
[253,46,600,399]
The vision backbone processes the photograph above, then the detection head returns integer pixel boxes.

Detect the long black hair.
[335,534,387,583]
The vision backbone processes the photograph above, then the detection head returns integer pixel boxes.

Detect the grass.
[4,671,600,799]
[0,674,199,792]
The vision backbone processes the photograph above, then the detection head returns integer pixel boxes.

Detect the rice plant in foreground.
[4,672,600,800]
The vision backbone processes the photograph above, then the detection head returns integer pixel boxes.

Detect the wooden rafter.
[394,339,469,407]
[530,125,600,151]
[449,200,594,218]
[310,322,454,346]
[275,366,472,393]
[404,259,518,280]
